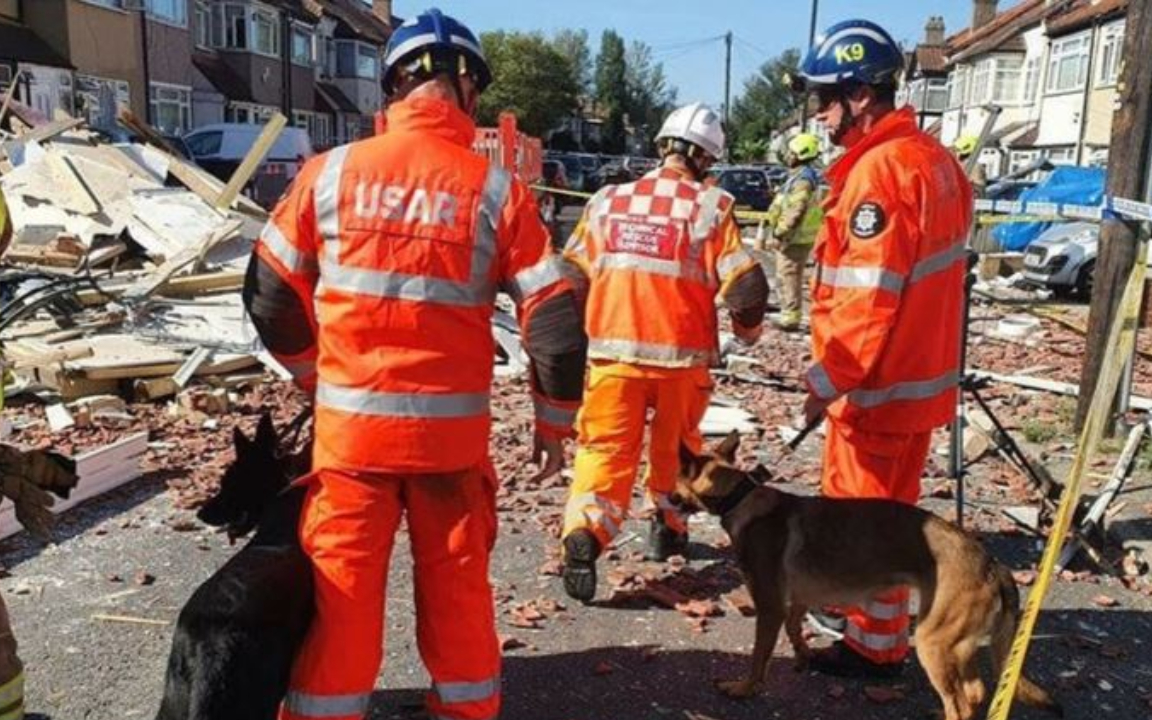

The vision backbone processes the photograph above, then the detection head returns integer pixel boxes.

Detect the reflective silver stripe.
[588,338,714,366]
[383,32,439,66]
[473,165,511,299]
[283,690,371,718]
[806,363,839,401]
[594,253,708,283]
[261,221,315,274]
[819,265,905,294]
[509,256,564,303]
[565,492,623,538]
[717,249,755,283]
[315,146,349,260]
[433,676,501,704]
[317,382,489,418]
[320,261,486,306]
[534,396,577,427]
[847,370,958,409]
[909,242,966,283]
[844,623,908,652]
[864,598,909,622]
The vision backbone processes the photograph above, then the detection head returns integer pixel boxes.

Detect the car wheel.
[1075,259,1096,298]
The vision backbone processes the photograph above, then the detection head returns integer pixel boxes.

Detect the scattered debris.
[1092,594,1120,608]
[863,685,905,704]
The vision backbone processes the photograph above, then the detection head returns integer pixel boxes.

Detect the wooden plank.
[172,346,212,388]
[133,377,180,402]
[972,369,1152,411]
[45,150,102,215]
[45,404,76,432]
[21,117,85,144]
[74,269,246,305]
[118,219,244,302]
[216,112,287,211]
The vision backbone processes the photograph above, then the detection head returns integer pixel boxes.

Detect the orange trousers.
[280,465,500,720]
[562,362,712,548]
[822,418,930,664]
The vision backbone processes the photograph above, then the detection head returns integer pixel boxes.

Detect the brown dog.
[675,433,1061,720]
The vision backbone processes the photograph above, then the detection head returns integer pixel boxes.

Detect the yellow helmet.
[953,135,979,158]
[787,133,820,162]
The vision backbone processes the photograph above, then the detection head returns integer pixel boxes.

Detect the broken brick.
[1091,594,1120,608]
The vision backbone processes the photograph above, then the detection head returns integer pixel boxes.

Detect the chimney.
[972,0,998,29]
[372,0,393,28]
[924,16,946,46]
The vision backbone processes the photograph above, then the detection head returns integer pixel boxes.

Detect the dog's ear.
[255,412,277,449]
[232,425,251,453]
[715,431,740,464]
[679,442,706,480]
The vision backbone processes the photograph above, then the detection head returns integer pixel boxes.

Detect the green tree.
[730,48,802,157]
[624,41,677,152]
[595,30,628,153]
[478,31,580,137]
[552,29,593,97]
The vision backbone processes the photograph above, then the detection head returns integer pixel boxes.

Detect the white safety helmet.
[655,102,726,160]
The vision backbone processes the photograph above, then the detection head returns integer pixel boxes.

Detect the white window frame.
[149,81,192,134]
[291,24,314,67]
[335,40,378,81]
[78,0,125,10]
[1046,32,1091,95]
[146,0,187,27]
[312,113,331,149]
[947,66,969,110]
[1020,56,1040,105]
[225,101,277,124]
[1009,150,1041,175]
[250,6,280,58]
[1045,146,1076,165]
[970,59,992,105]
[992,55,1024,104]
[1096,21,1125,88]
[194,1,210,49]
[924,77,947,112]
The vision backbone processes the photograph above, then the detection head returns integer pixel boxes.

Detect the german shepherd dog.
[155,413,312,720]
[674,432,1061,720]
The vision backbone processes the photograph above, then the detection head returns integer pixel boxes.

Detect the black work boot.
[808,641,905,680]
[645,513,688,562]
[562,529,600,604]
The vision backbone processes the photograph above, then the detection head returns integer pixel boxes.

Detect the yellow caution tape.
[985,243,1148,720]
[976,214,1067,226]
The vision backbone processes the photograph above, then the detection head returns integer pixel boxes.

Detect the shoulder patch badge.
[849,201,886,239]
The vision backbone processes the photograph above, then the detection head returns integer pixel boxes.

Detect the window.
[149,83,191,135]
[1021,56,1040,104]
[970,60,992,105]
[80,0,123,9]
[1046,33,1091,94]
[925,78,948,112]
[226,102,276,124]
[292,26,314,66]
[1045,146,1076,165]
[1096,21,1125,87]
[0,66,11,91]
[947,66,969,109]
[185,130,223,157]
[993,56,1023,104]
[211,3,247,49]
[195,1,210,48]
[292,110,310,129]
[336,40,378,80]
[251,8,279,57]
[1009,150,1040,175]
[146,0,186,26]
[312,114,331,149]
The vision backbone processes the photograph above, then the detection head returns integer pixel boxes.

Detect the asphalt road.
[3,457,1151,720]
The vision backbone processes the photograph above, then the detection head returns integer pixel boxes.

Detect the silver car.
[1021,222,1098,297]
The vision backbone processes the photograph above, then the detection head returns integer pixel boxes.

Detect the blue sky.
[394,1,976,108]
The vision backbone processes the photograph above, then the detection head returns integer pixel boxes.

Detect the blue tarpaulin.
[992,166,1106,251]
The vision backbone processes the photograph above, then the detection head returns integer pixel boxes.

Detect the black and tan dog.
[674,433,1061,720]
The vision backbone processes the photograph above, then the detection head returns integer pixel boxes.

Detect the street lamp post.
[798,0,819,130]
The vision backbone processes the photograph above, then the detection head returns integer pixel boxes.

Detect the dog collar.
[715,478,760,518]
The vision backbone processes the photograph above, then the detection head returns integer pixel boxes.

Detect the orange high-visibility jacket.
[243,98,587,473]
[807,107,973,434]
[563,167,768,368]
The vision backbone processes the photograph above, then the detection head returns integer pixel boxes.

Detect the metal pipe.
[799,0,819,129]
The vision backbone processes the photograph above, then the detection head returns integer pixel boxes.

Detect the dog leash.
[785,413,824,452]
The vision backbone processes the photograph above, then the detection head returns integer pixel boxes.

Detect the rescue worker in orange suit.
[790,19,972,678]
[559,102,770,603]
[242,9,587,720]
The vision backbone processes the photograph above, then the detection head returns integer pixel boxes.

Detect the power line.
[650,34,727,53]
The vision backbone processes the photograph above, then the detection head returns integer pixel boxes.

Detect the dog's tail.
[990,564,1063,716]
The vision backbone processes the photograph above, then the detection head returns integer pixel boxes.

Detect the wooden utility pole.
[1076,0,1152,432]
[723,31,733,126]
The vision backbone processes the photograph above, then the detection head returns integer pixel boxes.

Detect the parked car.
[552,154,587,194]
[574,153,603,191]
[183,124,314,208]
[536,159,568,239]
[707,165,774,222]
[1021,222,1097,297]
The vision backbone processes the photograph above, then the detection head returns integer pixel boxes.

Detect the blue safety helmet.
[791,19,904,91]
[382,8,492,96]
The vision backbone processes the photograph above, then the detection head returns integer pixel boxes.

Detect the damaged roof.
[1046,0,1128,36]
[310,0,392,45]
[947,0,1051,64]
[0,19,72,68]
